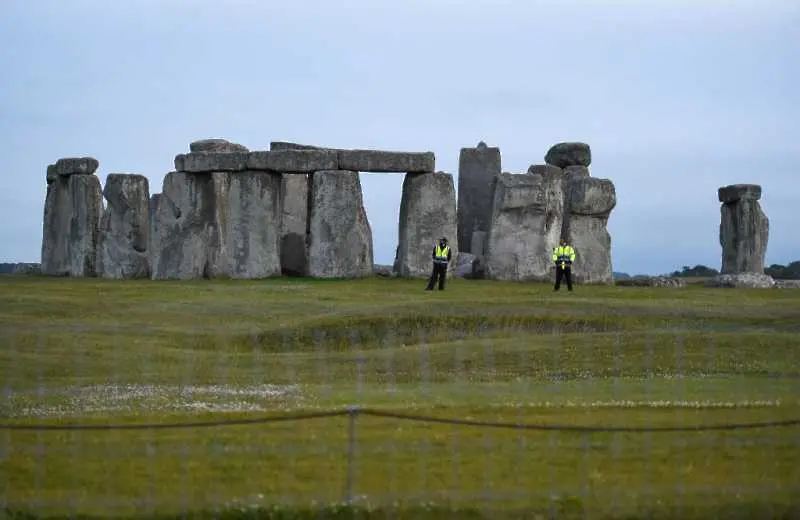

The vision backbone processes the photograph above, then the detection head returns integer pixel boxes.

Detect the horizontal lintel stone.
[247,150,339,173]
[337,150,435,173]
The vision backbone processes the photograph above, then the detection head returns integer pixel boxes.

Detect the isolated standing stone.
[485,171,564,281]
[395,172,458,278]
[564,177,616,284]
[544,142,591,168]
[718,184,769,274]
[224,171,282,279]
[150,172,230,280]
[96,174,151,279]
[458,141,501,254]
[41,174,103,276]
[308,171,373,278]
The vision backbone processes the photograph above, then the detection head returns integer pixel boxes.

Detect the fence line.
[1,406,798,432]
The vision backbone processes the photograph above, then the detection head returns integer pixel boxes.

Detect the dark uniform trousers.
[426,262,448,290]
[554,263,573,291]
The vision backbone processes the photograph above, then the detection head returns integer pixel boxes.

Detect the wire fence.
[2,312,800,517]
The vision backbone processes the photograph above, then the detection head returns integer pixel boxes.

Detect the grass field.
[0,275,799,519]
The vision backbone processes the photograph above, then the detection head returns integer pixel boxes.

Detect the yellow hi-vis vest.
[434,245,450,264]
[552,245,576,267]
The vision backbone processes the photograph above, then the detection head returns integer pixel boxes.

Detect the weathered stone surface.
[706,273,776,289]
[458,142,501,254]
[545,142,591,168]
[564,177,616,284]
[616,276,685,288]
[564,165,590,179]
[269,141,312,277]
[247,150,339,173]
[190,138,249,153]
[50,157,100,176]
[96,174,151,279]
[150,171,230,280]
[224,171,282,279]
[337,150,434,173]
[720,193,769,274]
[718,184,761,203]
[148,194,161,263]
[308,170,373,278]
[269,141,325,151]
[174,152,248,173]
[46,165,57,184]
[279,174,309,276]
[453,252,480,278]
[41,174,102,276]
[485,171,564,281]
[527,164,562,176]
[395,172,458,278]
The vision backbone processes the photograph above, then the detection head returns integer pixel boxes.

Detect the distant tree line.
[666,262,800,279]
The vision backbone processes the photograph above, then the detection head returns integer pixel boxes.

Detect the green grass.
[0,275,799,520]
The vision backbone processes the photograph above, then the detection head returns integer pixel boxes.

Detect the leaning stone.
[247,150,339,173]
[337,150,435,173]
[41,174,103,276]
[568,177,616,216]
[52,157,100,176]
[150,171,231,279]
[485,171,564,281]
[527,164,562,176]
[96,174,151,279]
[307,170,373,278]
[224,171,282,279]
[545,142,591,168]
[395,172,458,278]
[458,142,501,254]
[705,273,776,289]
[174,152,248,173]
[189,138,249,153]
[718,184,762,203]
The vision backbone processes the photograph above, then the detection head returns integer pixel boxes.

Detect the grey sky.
[1,0,797,275]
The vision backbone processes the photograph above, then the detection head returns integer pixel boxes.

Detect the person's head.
[560,238,567,245]
[439,237,448,247]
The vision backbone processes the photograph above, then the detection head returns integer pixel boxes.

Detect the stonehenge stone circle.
[41,158,102,277]
[394,172,458,278]
[40,137,622,285]
[718,184,769,274]
[96,174,151,279]
[457,141,501,255]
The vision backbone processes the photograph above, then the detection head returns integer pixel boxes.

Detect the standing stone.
[564,177,616,284]
[308,171,373,278]
[41,173,103,277]
[96,174,151,279]
[224,171,282,279]
[458,141,501,254]
[150,172,230,280]
[485,171,564,281]
[149,193,161,259]
[269,142,312,276]
[718,184,769,274]
[395,172,458,278]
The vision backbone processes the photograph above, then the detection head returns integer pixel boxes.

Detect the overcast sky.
[1,0,797,275]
